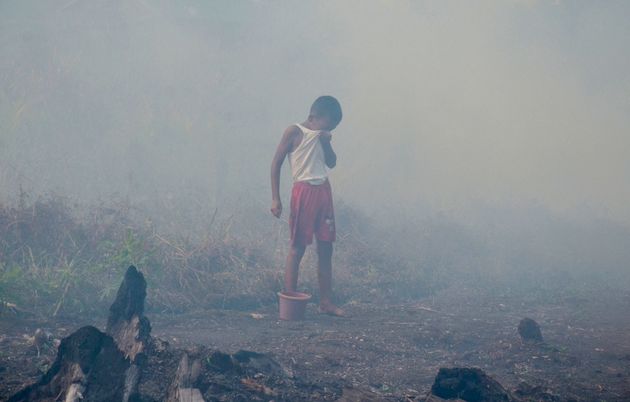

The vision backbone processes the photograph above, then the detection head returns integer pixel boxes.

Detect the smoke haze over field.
[1,0,629,226]
[5,5,630,399]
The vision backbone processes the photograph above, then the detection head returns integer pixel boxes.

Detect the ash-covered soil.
[2,284,630,401]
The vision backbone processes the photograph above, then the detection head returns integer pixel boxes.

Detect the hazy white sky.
[322,1,630,222]
[1,1,629,223]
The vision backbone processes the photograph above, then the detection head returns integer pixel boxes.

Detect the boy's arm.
[320,131,337,168]
[270,126,299,218]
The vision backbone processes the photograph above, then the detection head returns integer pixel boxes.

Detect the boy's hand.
[271,199,282,218]
[319,130,336,168]
[319,131,332,142]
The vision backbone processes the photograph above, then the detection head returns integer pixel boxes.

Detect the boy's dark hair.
[310,96,342,125]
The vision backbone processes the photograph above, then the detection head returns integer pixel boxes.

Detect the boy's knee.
[289,244,306,257]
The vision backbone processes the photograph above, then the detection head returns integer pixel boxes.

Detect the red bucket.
[277,291,312,320]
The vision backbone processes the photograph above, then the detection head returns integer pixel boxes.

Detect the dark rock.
[9,326,129,402]
[429,367,511,402]
[518,318,543,343]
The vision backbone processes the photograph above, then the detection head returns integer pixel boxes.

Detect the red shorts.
[289,180,336,247]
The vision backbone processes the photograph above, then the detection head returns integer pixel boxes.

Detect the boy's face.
[312,115,338,131]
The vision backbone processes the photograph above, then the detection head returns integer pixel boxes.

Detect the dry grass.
[2,191,628,318]
[0,193,431,317]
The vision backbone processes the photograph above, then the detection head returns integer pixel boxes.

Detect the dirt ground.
[2,283,630,401]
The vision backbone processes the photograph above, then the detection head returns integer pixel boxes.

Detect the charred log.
[9,326,128,402]
[106,265,151,362]
[10,266,333,402]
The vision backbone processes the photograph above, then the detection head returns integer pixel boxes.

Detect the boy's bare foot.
[318,303,345,317]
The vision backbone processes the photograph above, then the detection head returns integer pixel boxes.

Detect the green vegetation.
[5,191,626,319]
[0,194,433,317]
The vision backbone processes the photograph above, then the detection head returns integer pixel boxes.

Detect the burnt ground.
[2,283,630,401]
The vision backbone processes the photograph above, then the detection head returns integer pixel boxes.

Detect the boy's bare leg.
[285,244,305,292]
[316,239,344,316]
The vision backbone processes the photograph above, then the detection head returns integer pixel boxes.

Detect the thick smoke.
[1,1,629,280]
[2,1,629,222]
[324,1,630,224]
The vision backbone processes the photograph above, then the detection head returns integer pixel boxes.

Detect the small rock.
[518,318,543,343]
[428,367,512,402]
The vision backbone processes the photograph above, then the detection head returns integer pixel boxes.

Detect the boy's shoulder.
[284,124,302,135]
[279,124,304,152]
[284,124,306,140]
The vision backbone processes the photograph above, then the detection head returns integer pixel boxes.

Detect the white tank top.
[289,123,328,184]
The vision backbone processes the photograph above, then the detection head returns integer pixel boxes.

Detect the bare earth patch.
[2,284,630,401]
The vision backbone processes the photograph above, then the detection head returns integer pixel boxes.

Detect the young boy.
[270,96,344,316]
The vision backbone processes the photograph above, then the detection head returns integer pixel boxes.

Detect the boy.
[270,96,344,316]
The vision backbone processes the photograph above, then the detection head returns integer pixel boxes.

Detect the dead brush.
[0,192,435,317]
[149,227,278,311]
